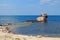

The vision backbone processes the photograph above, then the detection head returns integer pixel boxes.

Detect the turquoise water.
[0,15,60,35]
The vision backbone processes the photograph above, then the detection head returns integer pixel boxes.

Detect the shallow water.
[12,21,60,35]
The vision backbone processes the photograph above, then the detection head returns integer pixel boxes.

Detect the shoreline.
[0,31,60,40]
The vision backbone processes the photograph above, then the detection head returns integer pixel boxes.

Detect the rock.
[25,20,36,23]
[36,17,45,22]
[25,13,48,22]
[36,13,47,22]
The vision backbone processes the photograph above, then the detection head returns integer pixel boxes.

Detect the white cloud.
[40,0,47,3]
[40,0,59,5]
[40,0,51,4]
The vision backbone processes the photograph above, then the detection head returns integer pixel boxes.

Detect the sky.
[0,0,60,15]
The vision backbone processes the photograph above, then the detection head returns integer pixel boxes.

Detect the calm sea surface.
[0,15,60,35]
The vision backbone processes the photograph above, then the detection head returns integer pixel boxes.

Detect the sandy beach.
[0,31,60,40]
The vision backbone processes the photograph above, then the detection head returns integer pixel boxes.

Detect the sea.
[0,15,60,36]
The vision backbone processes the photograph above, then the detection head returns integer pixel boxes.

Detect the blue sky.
[0,0,60,15]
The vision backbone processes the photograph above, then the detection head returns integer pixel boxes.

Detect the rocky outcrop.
[36,13,47,22]
[36,17,46,22]
[25,13,48,23]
